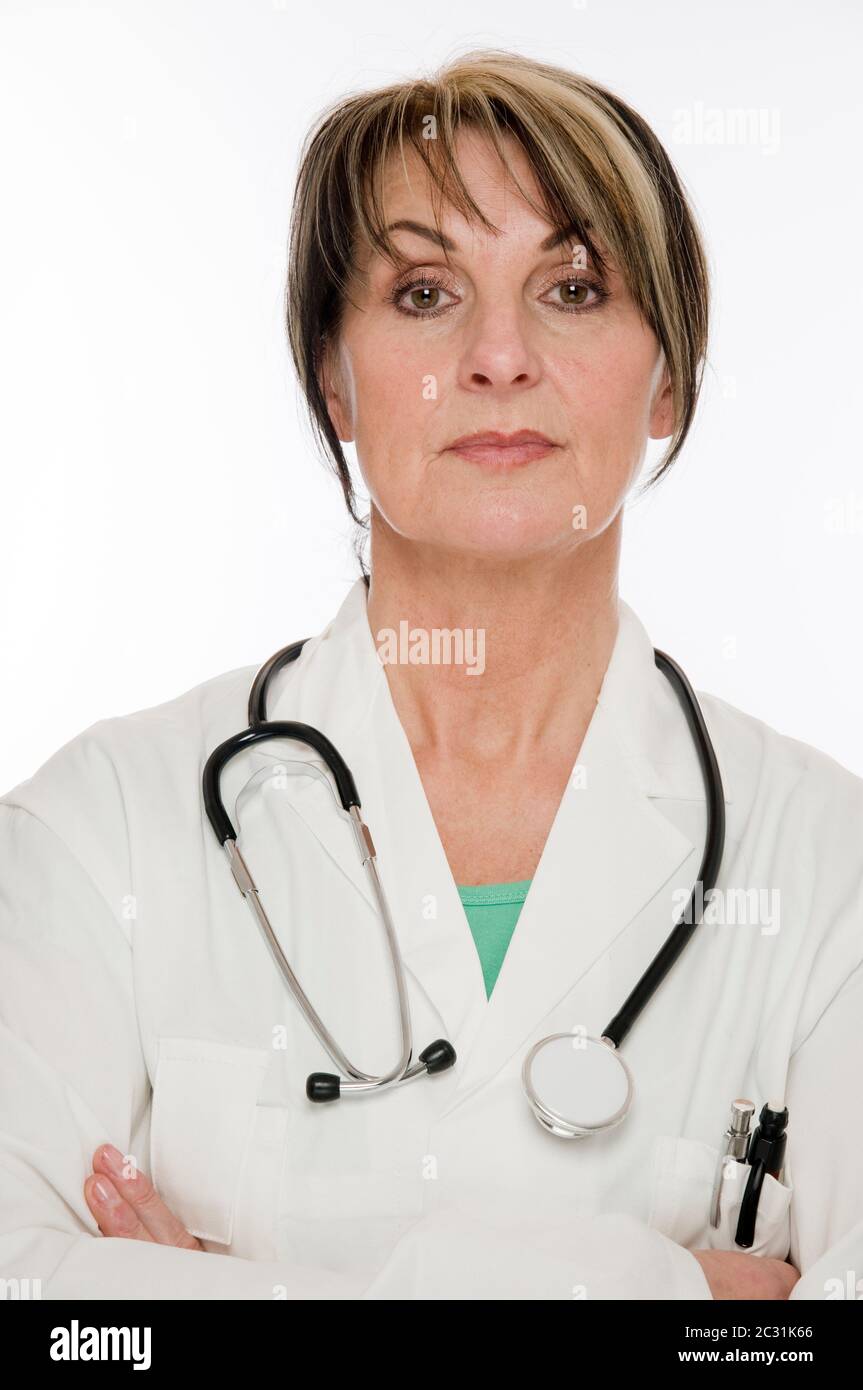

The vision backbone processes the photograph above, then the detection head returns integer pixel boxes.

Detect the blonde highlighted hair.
[286,49,709,540]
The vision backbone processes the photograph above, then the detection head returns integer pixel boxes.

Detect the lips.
[445,429,559,469]
[447,430,556,449]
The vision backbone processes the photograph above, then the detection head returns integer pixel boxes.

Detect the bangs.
[317,57,675,333]
[338,94,613,293]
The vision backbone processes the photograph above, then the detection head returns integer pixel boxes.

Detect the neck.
[364,518,622,761]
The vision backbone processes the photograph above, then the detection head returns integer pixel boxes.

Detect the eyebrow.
[384,219,592,254]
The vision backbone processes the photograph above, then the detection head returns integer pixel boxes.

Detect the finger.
[92,1145,202,1250]
[84,1173,156,1242]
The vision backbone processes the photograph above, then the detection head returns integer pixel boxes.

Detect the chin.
[429,516,579,564]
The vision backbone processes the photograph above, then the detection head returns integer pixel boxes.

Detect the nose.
[455,300,543,393]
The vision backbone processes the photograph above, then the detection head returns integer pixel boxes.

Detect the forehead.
[381,128,543,220]
[355,128,611,272]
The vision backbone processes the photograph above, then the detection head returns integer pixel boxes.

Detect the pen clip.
[710,1099,755,1229]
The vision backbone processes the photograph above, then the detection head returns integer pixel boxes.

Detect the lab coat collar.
[265,575,723,802]
[258,577,727,1108]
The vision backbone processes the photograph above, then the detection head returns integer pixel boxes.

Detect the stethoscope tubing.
[204,636,445,1097]
[601,649,726,1049]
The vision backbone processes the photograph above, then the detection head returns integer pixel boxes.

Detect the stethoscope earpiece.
[307,1039,457,1104]
[420,1038,458,1073]
[307,1073,341,1104]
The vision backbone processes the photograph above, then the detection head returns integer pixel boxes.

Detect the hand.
[691,1248,800,1299]
[84,1143,203,1250]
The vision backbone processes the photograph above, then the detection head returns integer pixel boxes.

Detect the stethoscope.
[203,601,725,1138]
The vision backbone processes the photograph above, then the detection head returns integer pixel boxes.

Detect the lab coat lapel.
[259,579,488,1054]
[358,681,491,1056]
[446,696,695,1104]
[221,581,383,915]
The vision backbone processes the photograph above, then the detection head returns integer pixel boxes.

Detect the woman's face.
[323,128,673,564]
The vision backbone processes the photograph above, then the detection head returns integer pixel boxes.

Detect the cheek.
[553,344,655,473]
[351,341,446,447]
[350,344,454,508]
[558,347,653,435]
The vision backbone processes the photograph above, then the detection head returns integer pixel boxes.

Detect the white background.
[1,0,861,790]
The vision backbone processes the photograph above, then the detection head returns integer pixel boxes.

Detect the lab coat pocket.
[647,1135,717,1249]
[149,1037,270,1246]
[707,1154,793,1260]
[647,1135,793,1259]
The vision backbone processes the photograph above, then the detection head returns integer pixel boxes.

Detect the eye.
[388,272,458,319]
[386,268,610,320]
[541,274,609,314]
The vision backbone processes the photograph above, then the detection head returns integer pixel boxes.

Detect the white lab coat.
[1,578,862,1301]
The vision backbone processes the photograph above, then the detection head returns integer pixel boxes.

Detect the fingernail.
[93,1178,119,1207]
[101,1144,125,1177]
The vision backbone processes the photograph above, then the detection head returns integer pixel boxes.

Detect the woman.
[1,51,861,1302]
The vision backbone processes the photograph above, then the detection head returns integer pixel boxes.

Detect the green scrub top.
[456,880,532,999]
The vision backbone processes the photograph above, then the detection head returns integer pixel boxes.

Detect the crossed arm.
[84,1142,799,1299]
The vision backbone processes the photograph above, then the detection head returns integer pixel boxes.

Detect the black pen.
[734,1101,789,1248]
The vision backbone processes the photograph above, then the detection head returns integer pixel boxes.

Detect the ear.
[648,355,675,441]
[319,335,354,444]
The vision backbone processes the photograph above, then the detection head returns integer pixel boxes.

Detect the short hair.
[286,49,710,555]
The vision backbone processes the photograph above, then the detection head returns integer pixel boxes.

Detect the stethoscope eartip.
[307,1072,341,1103]
[420,1039,457,1074]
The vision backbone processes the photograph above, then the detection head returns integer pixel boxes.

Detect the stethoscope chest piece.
[521,1033,634,1139]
